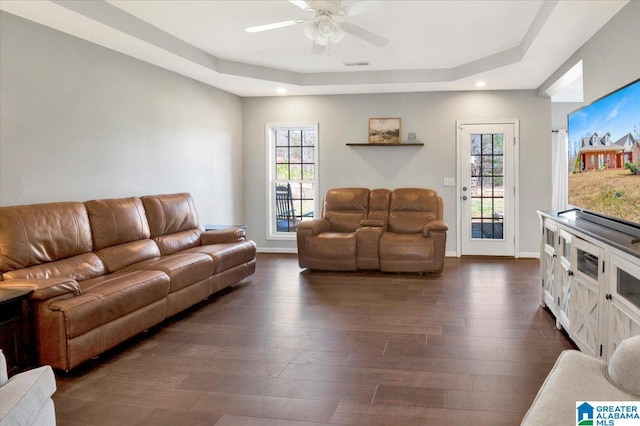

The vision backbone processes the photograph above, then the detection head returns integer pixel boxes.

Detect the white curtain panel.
[551,129,568,210]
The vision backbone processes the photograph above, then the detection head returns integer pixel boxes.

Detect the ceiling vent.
[344,61,370,67]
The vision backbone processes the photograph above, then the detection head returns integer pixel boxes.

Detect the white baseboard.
[257,247,297,254]
[518,251,540,259]
[445,251,458,257]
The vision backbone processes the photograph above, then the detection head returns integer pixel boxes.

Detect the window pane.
[482,156,493,176]
[276,147,289,162]
[471,156,481,177]
[303,130,315,146]
[289,164,302,180]
[494,134,504,154]
[290,147,302,163]
[303,164,315,180]
[276,130,289,146]
[290,130,302,146]
[471,134,481,154]
[482,134,493,154]
[276,164,289,180]
[302,147,315,163]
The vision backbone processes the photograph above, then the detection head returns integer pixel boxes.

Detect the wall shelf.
[346,142,423,146]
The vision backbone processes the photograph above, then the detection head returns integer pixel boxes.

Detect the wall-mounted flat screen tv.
[567,78,640,228]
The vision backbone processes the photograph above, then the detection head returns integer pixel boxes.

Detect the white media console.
[538,210,640,361]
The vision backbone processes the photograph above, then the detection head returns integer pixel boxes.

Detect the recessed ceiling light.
[277,87,287,94]
[475,81,487,88]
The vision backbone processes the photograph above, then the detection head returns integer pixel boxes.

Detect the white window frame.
[265,122,319,240]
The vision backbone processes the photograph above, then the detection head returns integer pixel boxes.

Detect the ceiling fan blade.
[341,0,386,17]
[245,19,300,33]
[311,42,326,54]
[340,22,389,47]
[289,0,312,10]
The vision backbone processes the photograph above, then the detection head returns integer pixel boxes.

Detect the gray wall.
[243,90,551,255]
[540,1,640,104]
[552,102,582,130]
[0,12,244,225]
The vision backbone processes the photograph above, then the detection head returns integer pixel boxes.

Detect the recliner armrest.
[200,228,246,245]
[295,219,331,235]
[423,220,448,237]
[0,278,81,301]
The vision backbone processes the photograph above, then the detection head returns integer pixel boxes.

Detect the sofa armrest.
[0,278,81,301]
[200,228,246,245]
[295,218,331,235]
[0,357,56,426]
[360,219,385,227]
[423,220,449,237]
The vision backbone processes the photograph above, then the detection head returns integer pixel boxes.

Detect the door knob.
[462,196,468,200]
[462,186,468,191]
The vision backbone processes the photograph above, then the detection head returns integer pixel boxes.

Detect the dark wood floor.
[53,254,574,426]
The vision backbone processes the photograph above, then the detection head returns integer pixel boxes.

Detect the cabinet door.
[569,237,604,357]
[557,229,572,331]
[541,221,558,315]
[606,252,640,359]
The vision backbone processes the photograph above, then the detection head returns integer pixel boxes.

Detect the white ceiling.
[0,0,628,97]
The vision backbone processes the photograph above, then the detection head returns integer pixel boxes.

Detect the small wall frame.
[368,118,401,144]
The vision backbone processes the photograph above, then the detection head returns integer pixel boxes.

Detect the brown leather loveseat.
[296,188,448,274]
[0,193,256,371]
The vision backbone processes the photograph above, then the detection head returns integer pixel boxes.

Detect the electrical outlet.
[443,178,455,186]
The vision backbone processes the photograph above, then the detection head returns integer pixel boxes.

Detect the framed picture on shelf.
[368,118,401,144]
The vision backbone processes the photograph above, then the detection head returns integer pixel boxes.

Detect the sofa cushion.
[119,253,214,293]
[368,189,391,225]
[388,188,438,234]
[0,202,93,274]
[2,252,106,282]
[379,232,435,272]
[141,193,202,237]
[305,232,357,270]
[182,241,257,274]
[55,270,170,339]
[323,188,370,233]
[153,229,202,256]
[608,335,640,396]
[85,197,150,250]
[96,240,161,273]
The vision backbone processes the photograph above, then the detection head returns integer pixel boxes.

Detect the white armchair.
[522,335,640,425]
[0,350,57,426]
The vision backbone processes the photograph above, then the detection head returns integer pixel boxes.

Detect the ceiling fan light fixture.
[304,22,319,40]
[329,24,344,43]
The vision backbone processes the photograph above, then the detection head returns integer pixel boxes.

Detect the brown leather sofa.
[0,193,256,371]
[296,188,447,273]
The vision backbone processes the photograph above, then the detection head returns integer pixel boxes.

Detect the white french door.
[457,121,517,256]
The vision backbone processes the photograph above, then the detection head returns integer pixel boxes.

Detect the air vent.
[344,61,370,67]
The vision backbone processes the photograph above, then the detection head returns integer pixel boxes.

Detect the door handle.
[462,196,468,200]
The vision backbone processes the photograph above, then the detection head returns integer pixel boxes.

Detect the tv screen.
[567,78,640,226]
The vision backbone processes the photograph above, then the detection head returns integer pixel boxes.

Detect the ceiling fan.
[245,0,389,54]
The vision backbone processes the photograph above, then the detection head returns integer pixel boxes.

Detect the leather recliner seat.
[296,188,448,274]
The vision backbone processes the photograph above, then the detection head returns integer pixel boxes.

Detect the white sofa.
[0,350,56,426]
[522,335,640,425]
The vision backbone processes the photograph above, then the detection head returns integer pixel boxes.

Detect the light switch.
[443,177,455,186]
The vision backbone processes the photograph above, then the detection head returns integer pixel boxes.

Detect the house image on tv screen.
[576,132,640,171]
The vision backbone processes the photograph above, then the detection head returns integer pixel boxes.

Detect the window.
[266,123,318,239]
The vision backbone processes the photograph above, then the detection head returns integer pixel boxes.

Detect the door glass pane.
[470,133,505,240]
